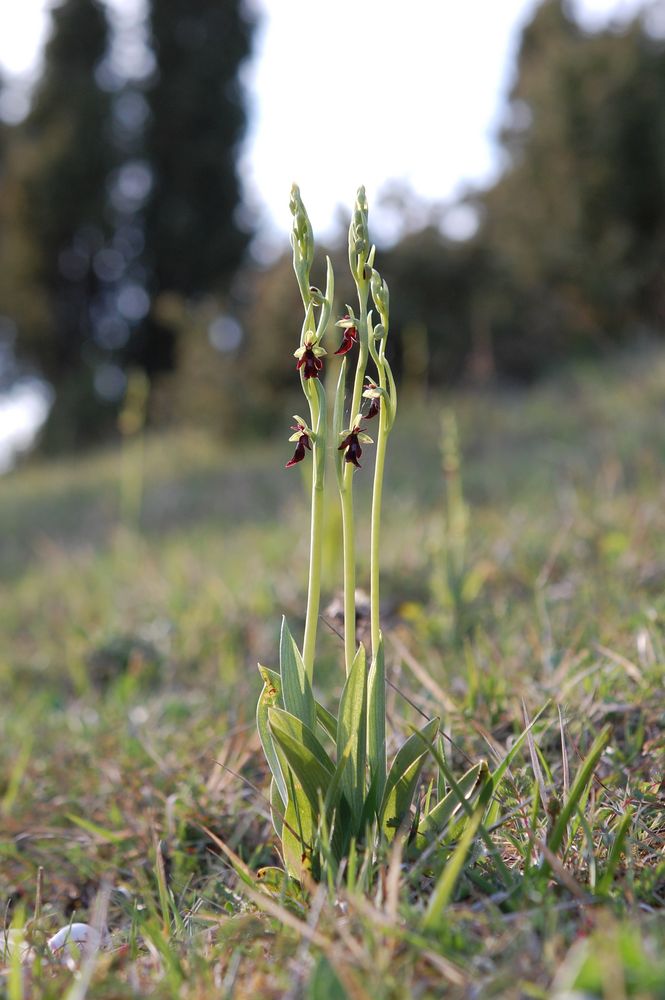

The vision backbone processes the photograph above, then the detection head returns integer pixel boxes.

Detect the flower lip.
[333,314,359,356]
[286,421,312,468]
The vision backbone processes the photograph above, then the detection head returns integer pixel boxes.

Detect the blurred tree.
[136,0,255,376]
[0,0,118,448]
[482,0,665,374]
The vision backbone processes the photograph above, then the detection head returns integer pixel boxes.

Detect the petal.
[286,441,306,467]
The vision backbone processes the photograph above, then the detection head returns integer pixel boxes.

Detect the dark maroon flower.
[294,338,326,379]
[338,422,373,469]
[334,318,358,356]
[286,421,312,468]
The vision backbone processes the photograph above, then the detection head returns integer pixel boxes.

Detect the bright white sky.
[0,0,652,240]
[0,0,652,463]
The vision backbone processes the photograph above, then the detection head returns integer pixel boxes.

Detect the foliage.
[0,0,117,447]
[1,345,664,995]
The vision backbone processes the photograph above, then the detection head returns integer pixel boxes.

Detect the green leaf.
[269,710,333,815]
[268,706,335,777]
[367,636,386,810]
[415,760,489,850]
[279,617,315,731]
[281,785,316,879]
[336,644,367,825]
[257,665,288,805]
[269,777,285,840]
[307,955,348,1000]
[380,717,439,841]
[316,702,338,743]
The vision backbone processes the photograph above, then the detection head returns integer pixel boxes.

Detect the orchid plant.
[256,187,488,883]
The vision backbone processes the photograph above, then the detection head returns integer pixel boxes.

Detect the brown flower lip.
[286,423,312,468]
[365,396,380,419]
[296,346,324,379]
[334,320,359,356]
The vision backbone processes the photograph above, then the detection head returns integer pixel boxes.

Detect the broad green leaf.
[269,777,285,840]
[336,644,367,824]
[257,665,288,805]
[268,706,335,777]
[269,712,333,815]
[415,760,489,850]
[316,702,338,743]
[279,617,315,731]
[281,785,316,879]
[367,636,386,811]
[380,717,439,841]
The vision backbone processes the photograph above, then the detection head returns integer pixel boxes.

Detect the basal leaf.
[256,666,288,805]
[279,617,315,731]
[380,717,439,841]
[268,706,335,777]
[269,711,333,815]
[367,636,386,811]
[336,644,367,825]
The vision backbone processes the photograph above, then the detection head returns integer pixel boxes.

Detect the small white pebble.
[47,923,102,958]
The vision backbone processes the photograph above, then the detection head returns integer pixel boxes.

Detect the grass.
[1,344,664,998]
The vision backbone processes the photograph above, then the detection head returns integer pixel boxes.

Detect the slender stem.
[370,394,388,657]
[302,381,324,680]
[339,286,369,674]
[340,484,356,675]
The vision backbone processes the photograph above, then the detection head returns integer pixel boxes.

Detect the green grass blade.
[596,808,633,896]
[415,760,489,849]
[540,724,611,878]
[422,806,484,930]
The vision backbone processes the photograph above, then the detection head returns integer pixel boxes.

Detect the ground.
[1,346,664,998]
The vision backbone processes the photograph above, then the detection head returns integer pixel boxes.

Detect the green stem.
[340,484,356,675]
[370,393,388,657]
[302,380,324,680]
[339,286,369,675]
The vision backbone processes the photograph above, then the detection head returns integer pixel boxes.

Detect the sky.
[0,0,654,241]
[0,0,654,465]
